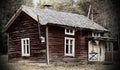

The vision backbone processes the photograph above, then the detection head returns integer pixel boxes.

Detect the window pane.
[66,29,69,33]
[70,45,72,54]
[27,45,29,54]
[70,30,73,33]
[23,40,25,45]
[66,45,68,53]
[70,40,73,45]
[66,39,69,44]
[24,45,26,54]
[26,40,29,45]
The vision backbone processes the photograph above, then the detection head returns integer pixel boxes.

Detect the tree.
[0,0,33,54]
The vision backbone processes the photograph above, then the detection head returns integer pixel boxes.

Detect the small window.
[65,37,75,56]
[92,32,101,37]
[65,28,75,35]
[21,38,30,56]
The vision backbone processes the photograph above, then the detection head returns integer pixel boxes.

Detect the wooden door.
[88,41,99,61]
[98,43,105,61]
[88,41,105,61]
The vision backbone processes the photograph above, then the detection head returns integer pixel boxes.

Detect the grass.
[8,63,112,70]
[0,55,113,70]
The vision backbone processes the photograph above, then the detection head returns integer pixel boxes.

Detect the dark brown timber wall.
[48,25,88,64]
[7,12,46,62]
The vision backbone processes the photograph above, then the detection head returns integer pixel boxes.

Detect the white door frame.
[88,40,105,62]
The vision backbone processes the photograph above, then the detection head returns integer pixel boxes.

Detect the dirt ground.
[0,55,113,70]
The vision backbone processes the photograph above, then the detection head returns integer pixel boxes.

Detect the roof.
[4,5,108,32]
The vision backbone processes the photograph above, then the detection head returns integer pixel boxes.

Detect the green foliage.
[37,0,85,14]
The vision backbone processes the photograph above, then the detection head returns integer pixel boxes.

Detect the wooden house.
[4,5,114,64]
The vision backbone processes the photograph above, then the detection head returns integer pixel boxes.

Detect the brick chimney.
[43,0,52,9]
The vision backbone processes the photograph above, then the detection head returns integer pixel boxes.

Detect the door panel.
[88,41,98,61]
[88,41,105,61]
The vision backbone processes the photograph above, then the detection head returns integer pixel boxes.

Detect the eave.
[87,36,117,42]
[3,7,22,32]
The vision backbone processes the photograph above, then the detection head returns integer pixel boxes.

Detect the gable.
[6,11,37,32]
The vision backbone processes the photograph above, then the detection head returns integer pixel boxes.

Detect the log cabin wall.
[48,25,88,64]
[7,12,46,62]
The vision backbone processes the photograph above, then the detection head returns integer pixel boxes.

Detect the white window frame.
[64,37,75,56]
[21,38,30,56]
[65,28,75,35]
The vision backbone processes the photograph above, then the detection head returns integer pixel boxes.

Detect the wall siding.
[7,12,46,63]
[48,25,88,64]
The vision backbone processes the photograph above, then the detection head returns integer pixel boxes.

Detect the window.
[21,38,30,56]
[65,28,75,35]
[65,37,75,56]
[92,32,101,37]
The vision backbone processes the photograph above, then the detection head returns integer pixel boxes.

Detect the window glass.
[70,40,73,45]
[27,45,29,54]
[66,29,69,33]
[24,45,26,53]
[70,30,73,33]
[66,45,69,54]
[66,39,69,44]
[26,40,29,45]
[92,32,102,37]
[70,45,72,54]
[23,40,25,44]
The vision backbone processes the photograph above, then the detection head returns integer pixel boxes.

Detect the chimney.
[43,0,52,9]
[87,5,91,18]
[43,4,52,9]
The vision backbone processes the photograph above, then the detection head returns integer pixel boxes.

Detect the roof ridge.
[4,5,109,32]
[21,5,85,17]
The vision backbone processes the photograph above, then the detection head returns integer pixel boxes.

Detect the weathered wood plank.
[7,12,46,62]
[48,25,88,63]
